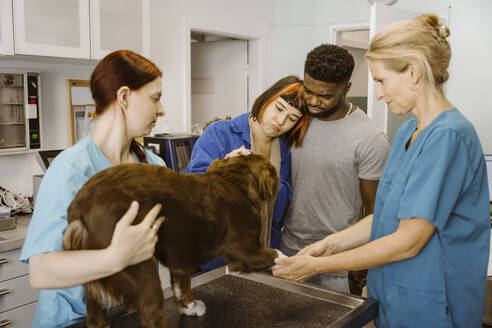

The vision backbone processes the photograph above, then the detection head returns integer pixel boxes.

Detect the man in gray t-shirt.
[280,44,390,294]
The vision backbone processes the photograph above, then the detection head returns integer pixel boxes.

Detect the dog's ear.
[257,164,279,201]
[244,155,279,201]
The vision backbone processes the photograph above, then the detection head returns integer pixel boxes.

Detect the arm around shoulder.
[29,202,164,289]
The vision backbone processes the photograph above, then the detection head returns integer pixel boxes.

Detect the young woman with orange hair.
[187,75,308,272]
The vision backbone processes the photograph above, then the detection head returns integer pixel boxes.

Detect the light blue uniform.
[367,109,490,328]
[20,135,165,328]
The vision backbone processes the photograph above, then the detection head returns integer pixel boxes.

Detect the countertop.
[0,214,31,252]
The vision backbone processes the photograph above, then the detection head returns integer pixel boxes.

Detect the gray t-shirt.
[281,108,390,255]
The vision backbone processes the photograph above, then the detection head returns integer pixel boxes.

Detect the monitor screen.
[485,155,492,202]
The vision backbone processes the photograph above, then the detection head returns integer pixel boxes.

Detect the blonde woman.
[273,14,489,328]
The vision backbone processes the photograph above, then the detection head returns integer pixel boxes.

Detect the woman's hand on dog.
[108,201,165,270]
[225,145,253,159]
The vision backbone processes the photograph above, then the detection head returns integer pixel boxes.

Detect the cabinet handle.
[0,259,8,265]
[0,319,11,327]
[0,289,10,297]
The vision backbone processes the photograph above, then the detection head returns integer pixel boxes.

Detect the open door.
[191,39,247,129]
[367,4,423,141]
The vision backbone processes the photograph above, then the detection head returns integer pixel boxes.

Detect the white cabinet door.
[12,0,91,59]
[90,0,150,60]
[0,0,14,55]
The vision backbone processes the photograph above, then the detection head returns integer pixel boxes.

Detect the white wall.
[191,40,247,127]
[271,0,371,81]
[271,0,492,153]
[149,0,275,134]
[445,0,492,153]
[0,58,95,194]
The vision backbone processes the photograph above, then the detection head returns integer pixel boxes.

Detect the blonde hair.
[366,14,451,89]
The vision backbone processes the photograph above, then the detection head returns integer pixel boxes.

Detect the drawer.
[0,250,28,282]
[0,301,37,327]
[0,275,38,313]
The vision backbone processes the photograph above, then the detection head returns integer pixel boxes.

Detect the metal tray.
[161,266,377,328]
[68,266,377,328]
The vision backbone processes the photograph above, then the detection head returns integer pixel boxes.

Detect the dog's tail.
[62,219,89,251]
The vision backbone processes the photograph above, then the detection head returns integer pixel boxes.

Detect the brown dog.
[62,154,280,328]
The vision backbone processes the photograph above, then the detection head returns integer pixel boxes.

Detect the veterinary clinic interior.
[0,0,491,327]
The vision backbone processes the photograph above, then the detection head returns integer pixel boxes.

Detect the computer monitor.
[36,150,63,172]
[485,154,492,203]
[143,134,199,173]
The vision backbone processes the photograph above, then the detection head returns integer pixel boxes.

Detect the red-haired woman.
[21,50,166,327]
[187,75,308,272]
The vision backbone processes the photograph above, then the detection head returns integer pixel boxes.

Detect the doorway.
[335,28,370,114]
[190,31,247,132]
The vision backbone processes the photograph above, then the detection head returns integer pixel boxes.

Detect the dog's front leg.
[170,271,206,316]
[227,245,278,273]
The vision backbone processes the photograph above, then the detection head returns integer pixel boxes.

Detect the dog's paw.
[180,299,207,316]
[274,249,287,258]
[271,249,287,270]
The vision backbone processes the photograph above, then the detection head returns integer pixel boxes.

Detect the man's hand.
[297,237,338,257]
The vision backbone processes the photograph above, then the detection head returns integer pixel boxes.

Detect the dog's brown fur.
[62,154,280,328]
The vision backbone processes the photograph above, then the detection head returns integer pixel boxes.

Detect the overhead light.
[368,0,399,5]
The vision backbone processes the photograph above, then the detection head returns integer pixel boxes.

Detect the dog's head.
[207,154,279,202]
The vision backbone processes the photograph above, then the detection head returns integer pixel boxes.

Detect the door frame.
[329,22,371,119]
[183,18,265,132]
[329,22,370,47]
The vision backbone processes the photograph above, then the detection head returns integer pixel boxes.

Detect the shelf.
[0,145,26,149]
[0,148,41,156]
[0,122,25,126]
[0,103,24,106]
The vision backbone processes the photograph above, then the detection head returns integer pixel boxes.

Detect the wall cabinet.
[90,0,150,59]
[0,249,38,326]
[13,0,91,59]
[0,0,14,55]
[10,0,149,60]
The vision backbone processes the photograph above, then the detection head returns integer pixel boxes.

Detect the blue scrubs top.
[20,135,166,328]
[187,112,293,271]
[367,109,490,328]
